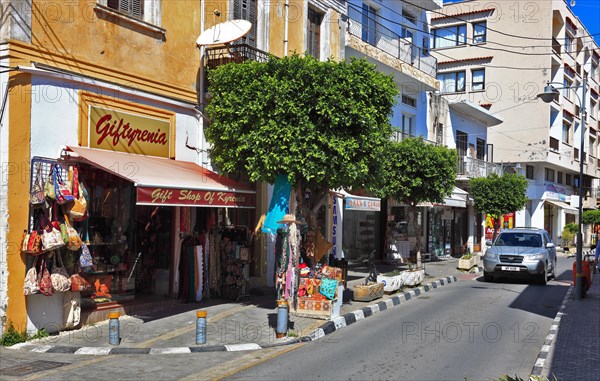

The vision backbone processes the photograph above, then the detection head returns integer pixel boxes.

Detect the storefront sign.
[137,187,255,208]
[485,212,515,240]
[345,197,381,211]
[89,106,171,157]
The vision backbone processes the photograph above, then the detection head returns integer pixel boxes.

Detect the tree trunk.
[409,204,422,269]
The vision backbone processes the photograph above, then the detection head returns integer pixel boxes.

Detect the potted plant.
[377,270,403,293]
[562,223,577,253]
[458,247,478,270]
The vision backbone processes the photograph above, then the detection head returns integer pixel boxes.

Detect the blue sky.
[442,0,600,46]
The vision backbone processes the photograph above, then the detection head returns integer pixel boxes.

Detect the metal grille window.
[107,0,144,19]
[456,130,468,157]
[234,0,257,47]
[307,8,323,59]
[545,167,555,182]
[401,94,416,108]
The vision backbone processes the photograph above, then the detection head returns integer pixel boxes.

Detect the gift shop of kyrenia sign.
[137,187,256,208]
[89,106,171,158]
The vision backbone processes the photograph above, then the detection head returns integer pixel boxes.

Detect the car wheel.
[483,271,493,282]
[537,266,548,285]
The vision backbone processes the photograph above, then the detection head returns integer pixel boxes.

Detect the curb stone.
[6,276,458,355]
[529,283,573,378]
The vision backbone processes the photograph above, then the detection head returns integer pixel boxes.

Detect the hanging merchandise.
[30,163,46,206]
[63,291,81,329]
[50,252,72,292]
[44,168,56,201]
[66,167,87,220]
[38,257,54,296]
[63,215,82,251]
[53,164,75,205]
[39,211,65,251]
[78,243,93,269]
[21,210,45,255]
[23,257,40,296]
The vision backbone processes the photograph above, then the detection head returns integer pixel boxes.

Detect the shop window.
[433,24,467,48]
[526,165,534,179]
[472,68,485,91]
[307,7,323,59]
[437,71,466,93]
[234,0,258,47]
[473,22,486,43]
[545,167,555,182]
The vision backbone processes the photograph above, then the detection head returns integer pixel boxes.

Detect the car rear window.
[495,233,542,247]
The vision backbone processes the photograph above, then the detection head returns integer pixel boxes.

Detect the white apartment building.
[430,0,600,241]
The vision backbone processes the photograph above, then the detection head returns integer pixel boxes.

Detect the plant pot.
[353,282,384,301]
[400,269,424,286]
[377,274,403,292]
[458,256,477,270]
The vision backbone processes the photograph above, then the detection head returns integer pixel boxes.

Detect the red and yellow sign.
[88,106,171,157]
[137,187,256,208]
[485,212,515,239]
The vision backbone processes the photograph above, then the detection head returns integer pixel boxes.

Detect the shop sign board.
[485,212,515,240]
[89,106,171,157]
[345,197,381,211]
[137,187,255,208]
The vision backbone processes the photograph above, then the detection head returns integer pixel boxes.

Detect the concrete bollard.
[276,299,288,338]
[196,310,207,345]
[108,312,120,345]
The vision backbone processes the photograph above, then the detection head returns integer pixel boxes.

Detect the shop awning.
[65,146,255,208]
[417,187,468,208]
[332,189,381,211]
[545,199,578,214]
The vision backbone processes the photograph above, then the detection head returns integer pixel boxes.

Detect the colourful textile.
[262,174,292,234]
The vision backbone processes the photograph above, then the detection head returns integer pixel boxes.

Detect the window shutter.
[132,0,143,18]
[119,0,129,13]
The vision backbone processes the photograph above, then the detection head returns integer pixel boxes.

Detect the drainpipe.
[284,0,289,56]
[199,0,206,165]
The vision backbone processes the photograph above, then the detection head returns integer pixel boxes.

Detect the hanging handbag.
[66,167,87,219]
[70,272,91,292]
[23,257,40,296]
[79,243,93,269]
[40,211,65,251]
[44,168,56,200]
[21,211,45,255]
[51,252,72,292]
[30,163,46,206]
[53,164,75,205]
[63,215,82,251]
[38,258,54,296]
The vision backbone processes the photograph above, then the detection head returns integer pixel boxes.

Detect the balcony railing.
[347,6,437,77]
[391,131,437,145]
[205,43,270,70]
[457,157,503,178]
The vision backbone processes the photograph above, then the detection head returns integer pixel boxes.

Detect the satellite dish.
[196,19,252,47]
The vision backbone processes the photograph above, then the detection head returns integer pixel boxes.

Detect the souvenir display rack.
[219,225,251,300]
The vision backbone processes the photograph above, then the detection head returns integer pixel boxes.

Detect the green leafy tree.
[205,54,398,235]
[582,210,600,248]
[375,137,458,267]
[469,173,528,241]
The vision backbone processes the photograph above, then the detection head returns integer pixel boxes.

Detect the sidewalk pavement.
[7,252,597,380]
[5,257,464,355]
[533,253,600,380]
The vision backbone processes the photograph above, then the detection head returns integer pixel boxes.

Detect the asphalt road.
[224,256,573,381]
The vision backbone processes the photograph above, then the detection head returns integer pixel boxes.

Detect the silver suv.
[483,228,557,285]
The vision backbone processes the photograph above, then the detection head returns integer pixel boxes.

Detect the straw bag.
[51,253,71,292]
[63,215,82,251]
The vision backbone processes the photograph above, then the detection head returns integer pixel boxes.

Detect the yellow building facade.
[1,0,346,333]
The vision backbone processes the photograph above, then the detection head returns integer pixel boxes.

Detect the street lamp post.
[537,77,587,299]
